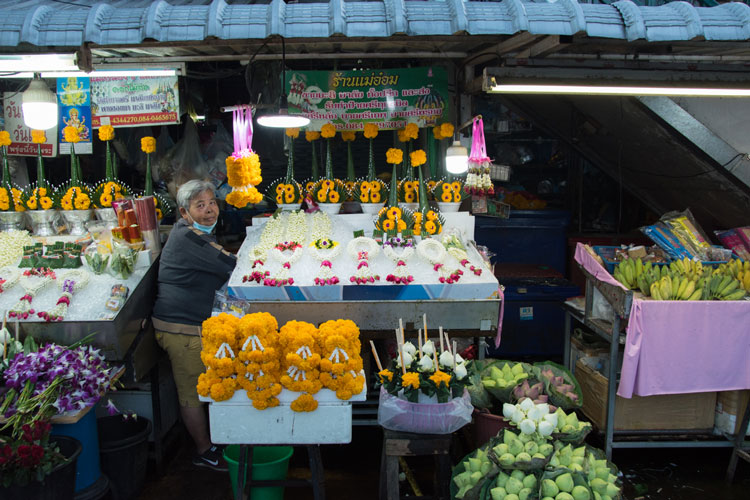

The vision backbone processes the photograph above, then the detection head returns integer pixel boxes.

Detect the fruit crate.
[593,245,740,275]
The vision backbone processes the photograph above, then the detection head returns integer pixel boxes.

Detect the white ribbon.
[329,347,350,363]
[215,342,235,359]
[241,335,265,352]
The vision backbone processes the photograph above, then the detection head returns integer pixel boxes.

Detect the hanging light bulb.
[257,38,310,129]
[22,76,58,130]
[445,140,469,174]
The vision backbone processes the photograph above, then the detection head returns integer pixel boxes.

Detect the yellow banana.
[660,277,672,301]
[676,276,688,299]
[681,280,696,300]
[744,272,750,291]
[651,282,662,301]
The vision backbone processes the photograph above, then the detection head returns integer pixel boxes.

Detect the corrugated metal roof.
[0,0,748,49]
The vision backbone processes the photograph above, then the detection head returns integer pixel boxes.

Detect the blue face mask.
[193,221,217,234]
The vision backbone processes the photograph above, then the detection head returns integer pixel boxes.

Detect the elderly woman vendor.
[152,179,236,471]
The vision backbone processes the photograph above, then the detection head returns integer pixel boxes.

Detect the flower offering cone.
[367,138,376,181]
[311,140,320,181]
[388,163,399,207]
[285,137,296,184]
[325,139,334,179]
[417,165,430,213]
[346,141,355,182]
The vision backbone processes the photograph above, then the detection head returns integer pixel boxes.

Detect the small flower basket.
[377,386,473,434]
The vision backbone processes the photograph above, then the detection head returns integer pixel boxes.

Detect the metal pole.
[605,315,620,460]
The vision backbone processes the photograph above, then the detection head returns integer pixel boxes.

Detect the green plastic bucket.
[224,445,294,500]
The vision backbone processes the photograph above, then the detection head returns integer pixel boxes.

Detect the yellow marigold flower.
[441,183,451,192]
[345,181,355,192]
[426,210,437,221]
[285,127,300,139]
[276,193,284,204]
[0,131,10,147]
[284,184,294,195]
[31,130,46,144]
[155,208,162,219]
[410,149,427,167]
[27,198,37,210]
[370,192,381,203]
[363,123,378,139]
[100,193,113,207]
[397,219,407,232]
[402,372,420,389]
[429,370,451,388]
[321,123,336,139]
[413,212,422,223]
[359,193,369,203]
[427,180,437,190]
[0,201,8,211]
[382,219,395,232]
[98,125,115,141]
[360,181,370,193]
[453,193,461,203]
[432,125,444,141]
[405,123,419,140]
[316,190,327,203]
[329,190,340,203]
[386,148,403,165]
[284,192,295,203]
[63,126,80,143]
[62,199,73,210]
[404,191,415,203]
[386,206,401,220]
[141,136,156,154]
[291,394,318,413]
[397,129,408,143]
[305,181,315,193]
[451,181,461,192]
[425,220,437,234]
[38,187,47,197]
[378,369,393,383]
[322,179,334,189]
[275,184,285,195]
[370,181,381,192]
[305,131,320,142]
[440,123,454,139]
[340,130,356,142]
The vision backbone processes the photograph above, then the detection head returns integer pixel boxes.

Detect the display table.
[568,242,750,458]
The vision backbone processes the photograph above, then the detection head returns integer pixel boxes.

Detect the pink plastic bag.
[377,387,472,434]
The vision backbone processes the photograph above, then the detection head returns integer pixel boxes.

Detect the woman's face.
[180,189,219,226]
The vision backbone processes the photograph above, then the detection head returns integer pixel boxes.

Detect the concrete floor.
[129,425,750,500]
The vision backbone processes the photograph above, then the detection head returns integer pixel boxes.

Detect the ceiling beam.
[461,32,545,67]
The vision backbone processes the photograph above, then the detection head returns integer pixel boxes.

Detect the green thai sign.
[286,67,450,131]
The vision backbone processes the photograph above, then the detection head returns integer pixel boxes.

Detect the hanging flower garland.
[279,320,323,412]
[316,319,365,400]
[37,269,90,322]
[235,312,283,410]
[8,267,56,319]
[0,131,26,213]
[383,236,415,284]
[465,116,495,196]
[417,238,462,284]
[197,313,241,402]
[0,266,22,293]
[347,236,381,284]
[226,106,263,208]
[442,233,483,276]
[309,238,342,286]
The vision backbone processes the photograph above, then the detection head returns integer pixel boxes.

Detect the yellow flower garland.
[316,319,364,400]
[225,152,263,208]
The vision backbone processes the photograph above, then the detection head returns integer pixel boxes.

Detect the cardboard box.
[715,390,750,436]
[570,336,609,376]
[576,359,716,431]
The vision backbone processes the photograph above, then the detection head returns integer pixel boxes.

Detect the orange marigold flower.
[141,136,156,154]
[285,127,300,139]
[31,130,46,144]
[321,123,336,139]
[363,123,378,139]
[386,148,403,165]
[305,131,320,142]
[98,125,115,141]
[63,126,80,143]
[0,131,10,147]
[401,372,420,389]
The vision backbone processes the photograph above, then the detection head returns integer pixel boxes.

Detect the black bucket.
[0,435,82,500]
[97,416,152,500]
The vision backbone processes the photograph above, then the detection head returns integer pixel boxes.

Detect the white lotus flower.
[417,356,434,372]
[503,403,516,419]
[543,413,558,427]
[511,408,525,424]
[396,350,414,368]
[421,340,435,357]
[402,342,417,356]
[439,350,454,368]
[536,403,550,415]
[520,419,536,435]
[454,362,468,380]
[454,353,465,364]
[538,421,554,437]
[527,407,544,422]
[519,398,534,412]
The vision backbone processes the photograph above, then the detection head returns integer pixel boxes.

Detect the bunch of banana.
[613,258,641,290]
[636,268,660,297]
[722,258,750,281]
[650,274,701,301]
[703,274,747,301]
[737,269,750,292]
[670,257,705,281]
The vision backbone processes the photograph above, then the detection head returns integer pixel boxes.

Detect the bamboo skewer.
[444,329,452,354]
[418,329,423,358]
[396,328,406,375]
[439,325,444,353]
[422,313,428,343]
[369,340,383,372]
[453,340,458,370]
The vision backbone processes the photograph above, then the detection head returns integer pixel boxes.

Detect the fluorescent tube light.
[0,53,77,73]
[487,83,750,97]
[1,69,181,79]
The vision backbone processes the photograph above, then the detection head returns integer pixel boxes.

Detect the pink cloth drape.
[574,243,750,398]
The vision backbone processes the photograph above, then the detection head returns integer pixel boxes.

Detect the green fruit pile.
[492,429,554,468]
[490,469,538,500]
[540,472,591,500]
[453,448,494,499]
[482,363,528,389]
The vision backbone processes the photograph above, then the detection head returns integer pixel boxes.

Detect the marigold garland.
[386,148,403,165]
[31,130,46,144]
[316,319,365,400]
[363,123,378,139]
[320,123,336,139]
[225,151,263,208]
[98,125,114,142]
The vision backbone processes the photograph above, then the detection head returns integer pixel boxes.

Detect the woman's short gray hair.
[176,180,216,211]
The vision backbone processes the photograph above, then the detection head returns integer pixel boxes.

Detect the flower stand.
[0,211,25,231]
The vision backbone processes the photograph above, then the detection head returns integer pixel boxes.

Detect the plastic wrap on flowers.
[377,386,472,434]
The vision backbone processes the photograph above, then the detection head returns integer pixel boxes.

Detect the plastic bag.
[533,362,583,410]
[155,119,208,198]
[377,386,472,434]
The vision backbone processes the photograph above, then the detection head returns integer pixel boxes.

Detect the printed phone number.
[110,113,177,125]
